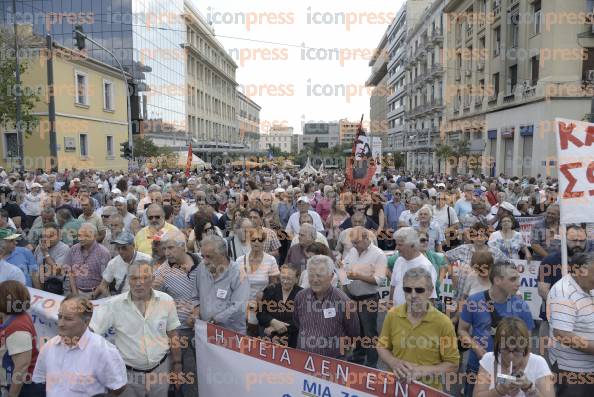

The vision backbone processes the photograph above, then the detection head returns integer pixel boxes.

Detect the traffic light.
[120,141,132,159]
[73,24,85,50]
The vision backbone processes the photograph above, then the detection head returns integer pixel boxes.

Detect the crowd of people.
[0,166,591,397]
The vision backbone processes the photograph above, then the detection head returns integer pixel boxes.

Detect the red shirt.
[486,191,498,206]
[0,313,39,378]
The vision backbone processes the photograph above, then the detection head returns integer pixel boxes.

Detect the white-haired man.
[342,226,387,368]
[64,222,111,297]
[389,227,437,307]
[294,255,360,359]
[190,235,250,334]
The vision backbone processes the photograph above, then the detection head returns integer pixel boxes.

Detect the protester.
[547,252,594,397]
[134,204,180,255]
[377,267,459,390]
[35,223,69,294]
[190,235,250,333]
[258,265,302,348]
[458,260,534,397]
[33,296,127,397]
[0,281,44,396]
[293,255,360,359]
[474,316,554,397]
[90,260,182,397]
[488,214,531,260]
[0,229,39,288]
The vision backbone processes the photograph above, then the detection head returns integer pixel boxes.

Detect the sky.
[191,0,405,133]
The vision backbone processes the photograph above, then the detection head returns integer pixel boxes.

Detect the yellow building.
[1,43,129,171]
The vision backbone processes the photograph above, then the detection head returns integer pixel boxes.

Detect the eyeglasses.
[148,215,162,220]
[403,287,426,294]
[250,236,266,243]
[419,238,428,243]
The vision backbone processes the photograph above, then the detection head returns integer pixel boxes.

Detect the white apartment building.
[237,92,261,151]
[184,0,240,150]
[366,33,389,143]
[259,126,294,153]
[302,122,340,150]
[339,119,360,146]
[386,0,432,153]
[444,0,594,177]
[404,0,447,172]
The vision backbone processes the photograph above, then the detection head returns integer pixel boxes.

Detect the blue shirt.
[0,260,26,284]
[384,201,405,231]
[5,247,38,287]
[461,291,534,372]
[455,198,473,219]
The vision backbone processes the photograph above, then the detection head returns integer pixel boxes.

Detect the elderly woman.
[414,204,445,252]
[474,317,554,397]
[285,223,317,273]
[488,214,531,260]
[258,265,303,347]
[0,281,45,396]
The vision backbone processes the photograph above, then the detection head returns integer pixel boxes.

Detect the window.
[531,56,540,86]
[493,27,501,56]
[522,136,533,175]
[103,80,113,110]
[80,134,88,157]
[582,48,594,81]
[492,73,500,97]
[509,64,518,93]
[533,0,542,35]
[509,5,519,48]
[3,133,17,159]
[106,136,114,157]
[75,71,88,105]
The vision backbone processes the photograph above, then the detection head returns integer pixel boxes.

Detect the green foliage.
[132,136,173,158]
[0,28,40,137]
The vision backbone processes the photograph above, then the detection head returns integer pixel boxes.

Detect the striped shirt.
[548,274,594,373]
[293,287,360,359]
[153,256,199,330]
[64,242,111,291]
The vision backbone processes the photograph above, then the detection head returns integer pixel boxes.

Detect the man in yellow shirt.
[377,267,459,391]
[134,204,180,255]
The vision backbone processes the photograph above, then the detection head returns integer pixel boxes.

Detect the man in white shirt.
[285,196,324,236]
[547,252,594,397]
[90,260,183,397]
[342,226,387,368]
[33,296,127,397]
[398,197,421,228]
[389,227,437,306]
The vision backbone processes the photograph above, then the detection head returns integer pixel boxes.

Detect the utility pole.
[12,0,24,172]
[46,34,58,170]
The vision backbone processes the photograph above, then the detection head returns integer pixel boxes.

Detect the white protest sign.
[195,321,452,397]
[512,260,542,319]
[554,118,594,224]
[516,216,544,246]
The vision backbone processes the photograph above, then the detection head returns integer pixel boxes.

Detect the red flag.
[185,143,192,177]
[346,115,376,192]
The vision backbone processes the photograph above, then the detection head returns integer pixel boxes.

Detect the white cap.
[274,187,285,193]
[297,196,310,204]
[31,182,42,188]
[111,188,122,195]
[114,197,127,204]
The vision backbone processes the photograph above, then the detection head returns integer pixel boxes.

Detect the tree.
[132,136,173,159]
[435,143,454,174]
[0,27,41,137]
[313,137,321,155]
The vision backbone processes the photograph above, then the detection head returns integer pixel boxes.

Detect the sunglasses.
[251,236,266,243]
[403,287,426,294]
[419,238,428,243]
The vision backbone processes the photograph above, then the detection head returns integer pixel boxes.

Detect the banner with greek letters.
[195,321,452,397]
[513,260,542,319]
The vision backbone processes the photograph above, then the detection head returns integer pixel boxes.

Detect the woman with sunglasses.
[237,228,280,336]
[474,316,554,397]
[187,210,223,253]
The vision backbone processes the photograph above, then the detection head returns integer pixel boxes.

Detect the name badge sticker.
[216,289,228,299]
[323,307,336,319]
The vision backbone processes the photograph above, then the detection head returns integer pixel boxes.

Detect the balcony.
[503,92,516,103]
[488,94,498,105]
[431,28,444,44]
[431,64,444,77]
[493,4,501,19]
[466,26,473,40]
[463,98,471,110]
[431,97,444,111]
[474,96,484,107]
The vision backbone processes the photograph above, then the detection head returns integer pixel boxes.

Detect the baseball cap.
[435,183,446,188]
[274,187,285,193]
[111,231,135,245]
[114,197,127,204]
[0,228,20,240]
[31,183,42,188]
[111,188,122,195]
[297,196,310,204]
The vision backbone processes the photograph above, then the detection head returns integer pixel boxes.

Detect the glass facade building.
[1,0,187,136]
